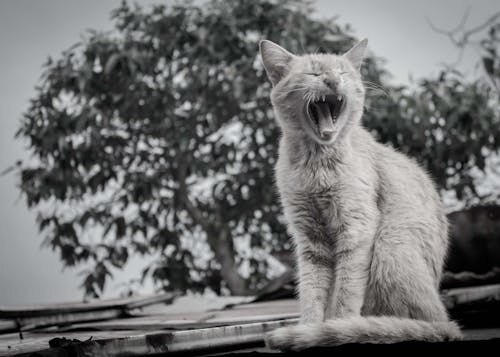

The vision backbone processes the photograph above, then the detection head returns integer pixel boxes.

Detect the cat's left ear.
[259,40,296,86]
[343,38,368,71]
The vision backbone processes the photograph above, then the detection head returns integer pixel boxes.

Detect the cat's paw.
[265,326,297,351]
[265,325,315,351]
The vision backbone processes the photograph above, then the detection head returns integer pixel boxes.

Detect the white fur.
[259,39,462,350]
[266,317,462,350]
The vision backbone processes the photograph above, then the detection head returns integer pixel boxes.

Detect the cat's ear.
[259,40,296,86]
[343,38,368,71]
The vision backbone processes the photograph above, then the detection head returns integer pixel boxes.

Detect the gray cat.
[259,39,462,350]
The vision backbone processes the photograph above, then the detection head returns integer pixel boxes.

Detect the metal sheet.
[442,283,500,308]
[0,293,178,318]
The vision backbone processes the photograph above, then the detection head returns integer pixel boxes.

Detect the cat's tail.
[265,316,462,351]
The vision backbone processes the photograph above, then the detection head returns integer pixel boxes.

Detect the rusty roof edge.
[0,292,180,319]
[442,283,500,309]
[0,293,181,334]
[9,319,299,357]
[1,309,123,334]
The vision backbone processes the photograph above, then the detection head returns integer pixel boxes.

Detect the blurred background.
[0,0,499,306]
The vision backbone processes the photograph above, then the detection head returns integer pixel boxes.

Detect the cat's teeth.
[322,96,325,102]
[337,95,342,101]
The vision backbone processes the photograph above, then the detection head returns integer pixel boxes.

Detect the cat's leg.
[295,238,335,324]
[367,228,449,321]
[326,235,372,319]
[323,187,379,319]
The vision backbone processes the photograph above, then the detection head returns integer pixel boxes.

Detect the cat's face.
[260,39,367,145]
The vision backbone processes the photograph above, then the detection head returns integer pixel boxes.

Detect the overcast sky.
[0,0,498,306]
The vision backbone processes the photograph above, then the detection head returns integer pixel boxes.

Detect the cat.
[259,38,463,350]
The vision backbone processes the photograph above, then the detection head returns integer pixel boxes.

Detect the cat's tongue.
[312,102,335,138]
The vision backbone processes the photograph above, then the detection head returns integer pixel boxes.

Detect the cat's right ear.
[259,40,295,86]
[343,38,368,71]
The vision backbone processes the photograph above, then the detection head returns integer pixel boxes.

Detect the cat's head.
[259,39,367,145]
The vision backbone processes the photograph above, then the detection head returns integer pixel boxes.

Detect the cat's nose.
[323,77,337,90]
[321,130,334,141]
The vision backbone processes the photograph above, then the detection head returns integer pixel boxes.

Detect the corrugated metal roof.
[1,284,500,356]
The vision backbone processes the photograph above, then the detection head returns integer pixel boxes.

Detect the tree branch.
[176,156,249,295]
[426,8,500,68]
[177,158,210,232]
[425,6,471,45]
[460,10,500,46]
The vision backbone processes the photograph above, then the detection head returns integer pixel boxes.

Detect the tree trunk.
[177,159,249,295]
[211,226,248,295]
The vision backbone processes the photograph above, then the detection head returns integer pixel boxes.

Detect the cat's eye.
[339,71,349,76]
[304,72,321,76]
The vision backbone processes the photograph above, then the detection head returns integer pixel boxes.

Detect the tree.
[392,12,500,205]
[14,0,500,297]
[376,70,499,204]
[15,0,374,297]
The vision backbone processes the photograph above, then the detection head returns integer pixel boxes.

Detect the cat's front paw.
[265,326,297,351]
[265,325,315,351]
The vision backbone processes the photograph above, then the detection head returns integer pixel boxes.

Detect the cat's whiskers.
[362,80,391,97]
[278,86,309,98]
[364,87,390,98]
[303,91,316,104]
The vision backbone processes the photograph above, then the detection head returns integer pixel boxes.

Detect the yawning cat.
[259,38,462,350]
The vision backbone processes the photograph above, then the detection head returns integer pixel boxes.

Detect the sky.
[0,0,498,306]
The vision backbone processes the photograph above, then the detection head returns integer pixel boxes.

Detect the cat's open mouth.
[307,94,345,127]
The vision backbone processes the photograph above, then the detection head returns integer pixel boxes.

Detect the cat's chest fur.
[275,136,379,240]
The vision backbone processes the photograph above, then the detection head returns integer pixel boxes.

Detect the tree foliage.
[15,0,500,297]
[390,16,500,204]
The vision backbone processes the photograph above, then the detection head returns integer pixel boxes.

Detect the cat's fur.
[259,39,462,350]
